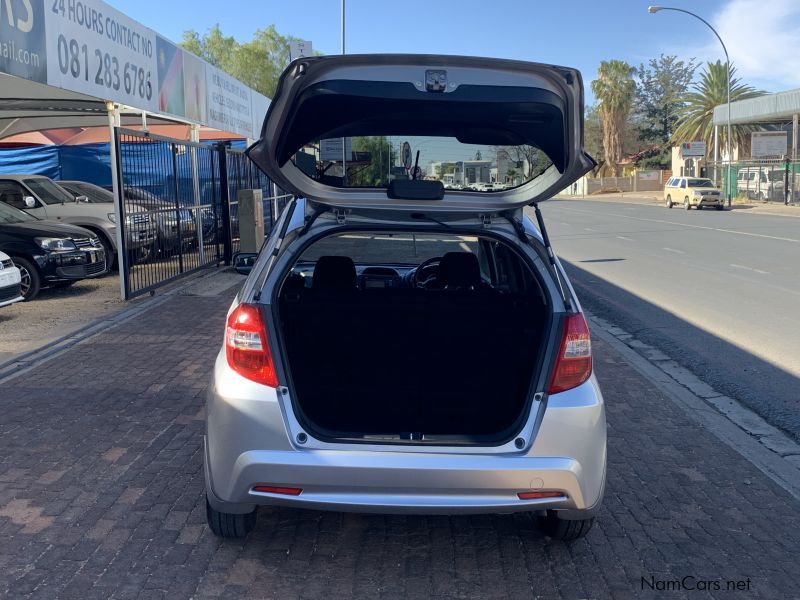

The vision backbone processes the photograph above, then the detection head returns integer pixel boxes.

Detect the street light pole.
[648,6,732,207]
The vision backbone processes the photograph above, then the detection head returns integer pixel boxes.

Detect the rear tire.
[665,195,673,208]
[12,257,41,300]
[206,497,257,538]
[536,511,595,541]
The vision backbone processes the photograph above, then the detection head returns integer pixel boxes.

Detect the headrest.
[312,255,357,291]
[438,252,481,289]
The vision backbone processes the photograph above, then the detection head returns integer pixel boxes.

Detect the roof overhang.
[713,88,800,126]
[0,73,194,141]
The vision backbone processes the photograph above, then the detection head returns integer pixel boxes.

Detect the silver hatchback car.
[206,54,606,541]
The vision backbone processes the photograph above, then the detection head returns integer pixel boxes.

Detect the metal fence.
[114,130,291,299]
[705,158,800,204]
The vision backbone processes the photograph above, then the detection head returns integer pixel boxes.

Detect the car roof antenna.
[532,201,572,312]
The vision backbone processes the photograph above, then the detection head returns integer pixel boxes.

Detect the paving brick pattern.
[0,289,798,599]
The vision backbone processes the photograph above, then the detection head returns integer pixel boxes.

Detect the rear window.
[299,232,481,266]
[686,178,714,187]
[291,136,552,193]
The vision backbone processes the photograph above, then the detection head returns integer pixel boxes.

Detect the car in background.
[57,181,157,264]
[663,177,723,210]
[0,175,120,269]
[0,250,23,308]
[0,202,106,300]
[105,185,200,253]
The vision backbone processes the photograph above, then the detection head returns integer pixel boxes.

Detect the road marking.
[662,247,685,254]
[552,206,800,244]
[616,236,634,241]
[730,263,770,275]
[584,227,595,232]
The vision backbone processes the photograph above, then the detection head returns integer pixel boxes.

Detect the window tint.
[0,199,35,223]
[24,178,76,205]
[0,181,29,210]
[680,179,687,188]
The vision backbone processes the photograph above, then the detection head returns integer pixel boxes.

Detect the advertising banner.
[206,64,252,138]
[1,0,269,138]
[44,0,158,111]
[0,0,47,82]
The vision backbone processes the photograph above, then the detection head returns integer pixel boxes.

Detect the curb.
[587,312,800,501]
[0,266,235,385]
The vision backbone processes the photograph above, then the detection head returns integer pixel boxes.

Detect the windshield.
[686,178,714,188]
[63,183,112,203]
[0,201,36,224]
[24,178,77,205]
[291,136,552,192]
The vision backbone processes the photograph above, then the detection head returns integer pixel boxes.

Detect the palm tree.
[672,61,764,157]
[591,60,636,177]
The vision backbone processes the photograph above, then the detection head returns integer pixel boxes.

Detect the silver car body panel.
[206,198,606,516]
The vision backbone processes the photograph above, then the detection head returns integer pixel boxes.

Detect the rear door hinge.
[335,208,347,225]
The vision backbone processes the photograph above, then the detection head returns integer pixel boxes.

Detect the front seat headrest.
[438,252,481,289]
[312,255,357,291]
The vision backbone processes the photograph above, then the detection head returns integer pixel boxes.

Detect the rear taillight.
[225,303,277,387]
[547,312,592,394]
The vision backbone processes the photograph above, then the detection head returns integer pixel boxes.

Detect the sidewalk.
[0,278,798,599]
[559,191,800,217]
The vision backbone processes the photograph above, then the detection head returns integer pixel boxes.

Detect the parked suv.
[664,176,723,210]
[0,175,120,269]
[205,55,606,542]
[0,202,106,299]
[57,181,157,264]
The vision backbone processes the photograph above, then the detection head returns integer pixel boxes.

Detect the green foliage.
[590,60,636,176]
[634,55,697,167]
[673,61,765,156]
[348,137,396,187]
[180,24,304,99]
[435,163,456,177]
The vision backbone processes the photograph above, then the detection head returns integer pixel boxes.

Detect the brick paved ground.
[0,284,798,599]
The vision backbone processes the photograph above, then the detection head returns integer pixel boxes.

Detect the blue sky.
[108,0,800,103]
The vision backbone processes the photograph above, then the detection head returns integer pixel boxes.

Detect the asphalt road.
[532,198,800,442]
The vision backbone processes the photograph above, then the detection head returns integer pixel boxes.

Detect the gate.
[113,129,292,300]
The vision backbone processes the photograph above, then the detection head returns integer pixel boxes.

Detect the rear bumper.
[205,352,606,516]
[204,436,605,516]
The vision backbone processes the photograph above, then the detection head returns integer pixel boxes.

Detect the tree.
[348,137,396,187]
[493,145,551,179]
[435,163,456,178]
[181,24,302,98]
[591,60,636,176]
[634,55,697,168]
[672,61,765,157]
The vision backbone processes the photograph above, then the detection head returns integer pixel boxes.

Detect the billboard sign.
[44,0,158,111]
[751,131,787,157]
[1,0,270,138]
[0,0,47,82]
[680,142,706,157]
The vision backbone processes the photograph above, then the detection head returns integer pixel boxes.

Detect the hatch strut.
[531,202,573,312]
[253,198,297,301]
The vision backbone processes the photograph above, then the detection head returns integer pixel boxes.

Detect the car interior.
[276,232,551,444]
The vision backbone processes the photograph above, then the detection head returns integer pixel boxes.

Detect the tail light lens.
[225,303,277,387]
[547,312,592,394]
